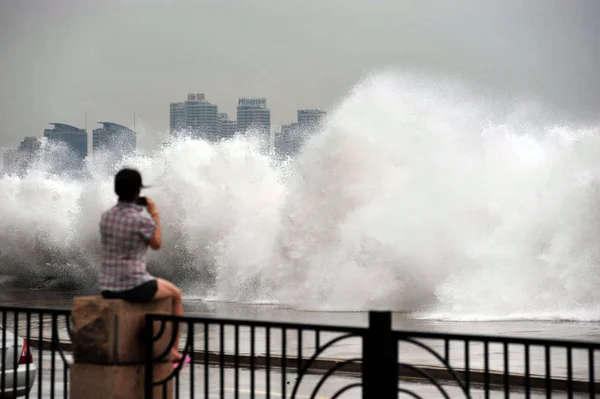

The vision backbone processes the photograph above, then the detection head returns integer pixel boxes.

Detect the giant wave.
[1,71,599,321]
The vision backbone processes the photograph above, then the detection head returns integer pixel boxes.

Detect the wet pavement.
[24,354,593,399]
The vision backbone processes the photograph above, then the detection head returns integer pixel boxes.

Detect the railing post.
[363,311,396,399]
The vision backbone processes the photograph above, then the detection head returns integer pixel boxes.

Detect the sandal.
[172,354,191,369]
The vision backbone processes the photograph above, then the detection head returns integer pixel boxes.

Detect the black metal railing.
[145,311,600,399]
[395,329,600,398]
[0,306,72,399]
[0,304,597,398]
[144,314,364,399]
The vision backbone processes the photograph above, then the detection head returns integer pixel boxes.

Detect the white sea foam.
[1,71,599,320]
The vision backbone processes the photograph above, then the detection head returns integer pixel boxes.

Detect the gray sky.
[1,0,599,148]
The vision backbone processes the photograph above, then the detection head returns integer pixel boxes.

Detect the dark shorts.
[101,279,158,303]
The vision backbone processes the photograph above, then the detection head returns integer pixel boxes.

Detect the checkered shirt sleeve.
[138,216,156,242]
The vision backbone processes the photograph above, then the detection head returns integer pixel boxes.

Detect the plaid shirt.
[99,202,156,291]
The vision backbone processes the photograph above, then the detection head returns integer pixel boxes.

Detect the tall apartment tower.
[297,109,326,129]
[43,123,88,162]
[19,136,42,151]
[217,113,237,139]
[169,102,186,132]
[236,98,271,134]
[169,93,218,140]
[275,109,326,157]
[92,122,136,155]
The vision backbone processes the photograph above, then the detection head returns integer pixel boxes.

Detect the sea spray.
[1,71,599,320]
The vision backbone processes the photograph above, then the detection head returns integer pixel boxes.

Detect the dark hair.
[114,168,143,201]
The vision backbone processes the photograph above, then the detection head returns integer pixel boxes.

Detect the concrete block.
[72,296,174,364]
[70,362,173,399]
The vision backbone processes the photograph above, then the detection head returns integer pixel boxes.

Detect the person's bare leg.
[154,278,184,360]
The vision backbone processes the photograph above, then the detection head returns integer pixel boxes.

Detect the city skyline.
[1,99,327,171]
[0,96,325,141]
[2,1,600,151]
[1,93,324,148]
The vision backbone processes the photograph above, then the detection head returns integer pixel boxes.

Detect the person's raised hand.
[145,197,158,216]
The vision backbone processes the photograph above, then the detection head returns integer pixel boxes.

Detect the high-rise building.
[19,136,42,152]
[236,98,271,134]
[2,136,42,175]
[297,109,326,129]
[3,150,18,173]
[43,123,88,162]
[275,123,300,156]
[169,93,218,140]
[217,113,237,139]
[169,102,186,133]
[93,122,136,155]
[275,109,326,157]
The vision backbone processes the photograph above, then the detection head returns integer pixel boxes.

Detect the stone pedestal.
[70,296,175,399]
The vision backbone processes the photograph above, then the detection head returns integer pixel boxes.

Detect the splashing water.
[1,71,599,321]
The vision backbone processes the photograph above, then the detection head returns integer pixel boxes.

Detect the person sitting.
[98,168,188,364]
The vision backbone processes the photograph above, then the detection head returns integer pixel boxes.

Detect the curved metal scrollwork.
[150,320,194,386]
[290,333,360,399]
[398,363,451,399]
[398,387,424,399]
[330,383,361,399]
[307,358,361,399]
[148,318,177,363]
[397,336,471,398]
[158,330,193,383]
